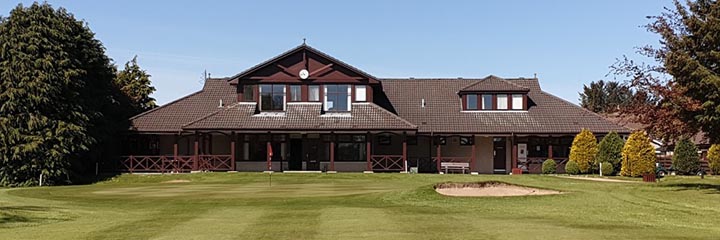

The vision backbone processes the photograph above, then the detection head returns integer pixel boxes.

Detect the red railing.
[198,155,233,171]
[120,155,233,173]
[371,155,404,171]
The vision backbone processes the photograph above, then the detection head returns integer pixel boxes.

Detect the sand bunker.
[434,181,561,197]
[162,179,191,183]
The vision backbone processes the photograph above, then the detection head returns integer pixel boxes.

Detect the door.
[493,138,506,173]
[288,139,303,170]
[304,139,321,171]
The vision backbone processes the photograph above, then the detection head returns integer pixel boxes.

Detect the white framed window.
[290,85,301,101]
[309,85,320,101]
[466,94,478,110]
[482,94,493,110]
[355,85,367,102]
[497,94,508,110]
[512,94,523,110]
[324,84,351,111]
[259,84,286,111]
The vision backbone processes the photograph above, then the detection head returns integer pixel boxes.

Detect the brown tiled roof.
[183,102,416,131]
[129,78,237,132]
[459,75,529,92]
[380,77,630,134]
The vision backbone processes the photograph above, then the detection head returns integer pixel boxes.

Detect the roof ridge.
[458,75,529,91]
[364,102,417,129]
[181,103,241,128]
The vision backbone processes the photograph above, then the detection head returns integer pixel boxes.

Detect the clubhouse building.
[120,45,629,174]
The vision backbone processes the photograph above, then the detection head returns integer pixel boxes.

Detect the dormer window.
[463,93,526,111]
[467,94,478,110]
[512,94,523,110]
[325,84,351,111]
[260,84,285,111]
[482,94,493,110]
[497,94,508,110]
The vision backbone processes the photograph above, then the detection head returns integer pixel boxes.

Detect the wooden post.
[548,145,553,159]
[193,136,199,171]
[230,133,236,171]
[330,134,335,171]
[402,133,408,173]
[266,141,271,171]
[470,135,476,172]
[512,144,518,169]
[366,133,372,171]
[436,138,442,173]
[173,142,178,173]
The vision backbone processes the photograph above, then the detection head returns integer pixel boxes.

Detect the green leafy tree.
[672,138,700,175]
[115,56,157,114]
[569,129,598,173]
[596,131,624,173]
[612,0,720,143]
[708,144,720,175]
[0,3,123,186]
[621,131,656,177]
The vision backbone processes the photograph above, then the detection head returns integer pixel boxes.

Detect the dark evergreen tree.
[672,138,700,175]
[596,131,624,174]
[579,80,633,113]
[115,56,157,114]
[0,3,123,186]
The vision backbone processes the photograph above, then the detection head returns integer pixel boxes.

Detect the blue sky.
[2,0,670,105]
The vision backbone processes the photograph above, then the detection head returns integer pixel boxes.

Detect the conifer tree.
[596,131,624,173]
[569,129,598,173]
[672,138,700,175]
[0,3,121,186]
[115,56,157,114]
[620,131,656,177]
[708,144,720,175]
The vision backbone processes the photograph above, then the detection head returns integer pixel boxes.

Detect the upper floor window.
[512,94,523,110]
[325,84,350,111]
[497,94,508,110]
[355,85,367,102]
[289,85,301,102]
[242,85,254,101]
[309,85,320,101]
[482,94,493,110]
[260,84,285,111]
[467,94,478,110]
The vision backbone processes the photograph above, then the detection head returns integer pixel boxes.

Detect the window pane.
[260,84,272,94]
[482,94,493,109]
[467,94,477,110]
[260,93,272,110]
[309,85,320,101]
[243,85,254,101]
[325,84,349,111]
[260,84,285,111]
[290,85,301,101]
[512,94,523,110]
[355,85,367,101]
[497,94,508,110]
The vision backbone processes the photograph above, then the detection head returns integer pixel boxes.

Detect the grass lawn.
[1,173,719,239]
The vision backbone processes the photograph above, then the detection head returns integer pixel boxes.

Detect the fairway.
[1,173,719,239]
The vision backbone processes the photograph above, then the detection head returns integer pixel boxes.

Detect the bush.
[542,159,557,174]
[569,129,598,173]
[621,131,656,177]
[565,161,580,175]
[600,161,614,176]
[672,138,700,175]
[597,131,624,173]
[708,144,720,175]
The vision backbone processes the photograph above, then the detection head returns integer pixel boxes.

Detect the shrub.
[542,159,557,174]
[621,131,656,177]
[565,161,580,175]
[569,129,598,173]
[597,131,624,173]
[672,138,700,175]
[708,144,720,175]
[600,161,614,176]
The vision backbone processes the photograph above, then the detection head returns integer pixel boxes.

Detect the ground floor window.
[335,134,367,161]
[526,136,573,158]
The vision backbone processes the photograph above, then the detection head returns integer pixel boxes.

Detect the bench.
[441,162,470,174]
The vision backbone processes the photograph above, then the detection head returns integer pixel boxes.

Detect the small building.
[119,45,629,174]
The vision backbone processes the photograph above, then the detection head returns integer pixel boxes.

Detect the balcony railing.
[119,155,233,173]
[371,155,405,171]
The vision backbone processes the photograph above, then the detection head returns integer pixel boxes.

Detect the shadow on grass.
[663,183,720,194]
[0,206,52,226]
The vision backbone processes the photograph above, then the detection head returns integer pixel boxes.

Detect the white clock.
[299,69,309,79]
